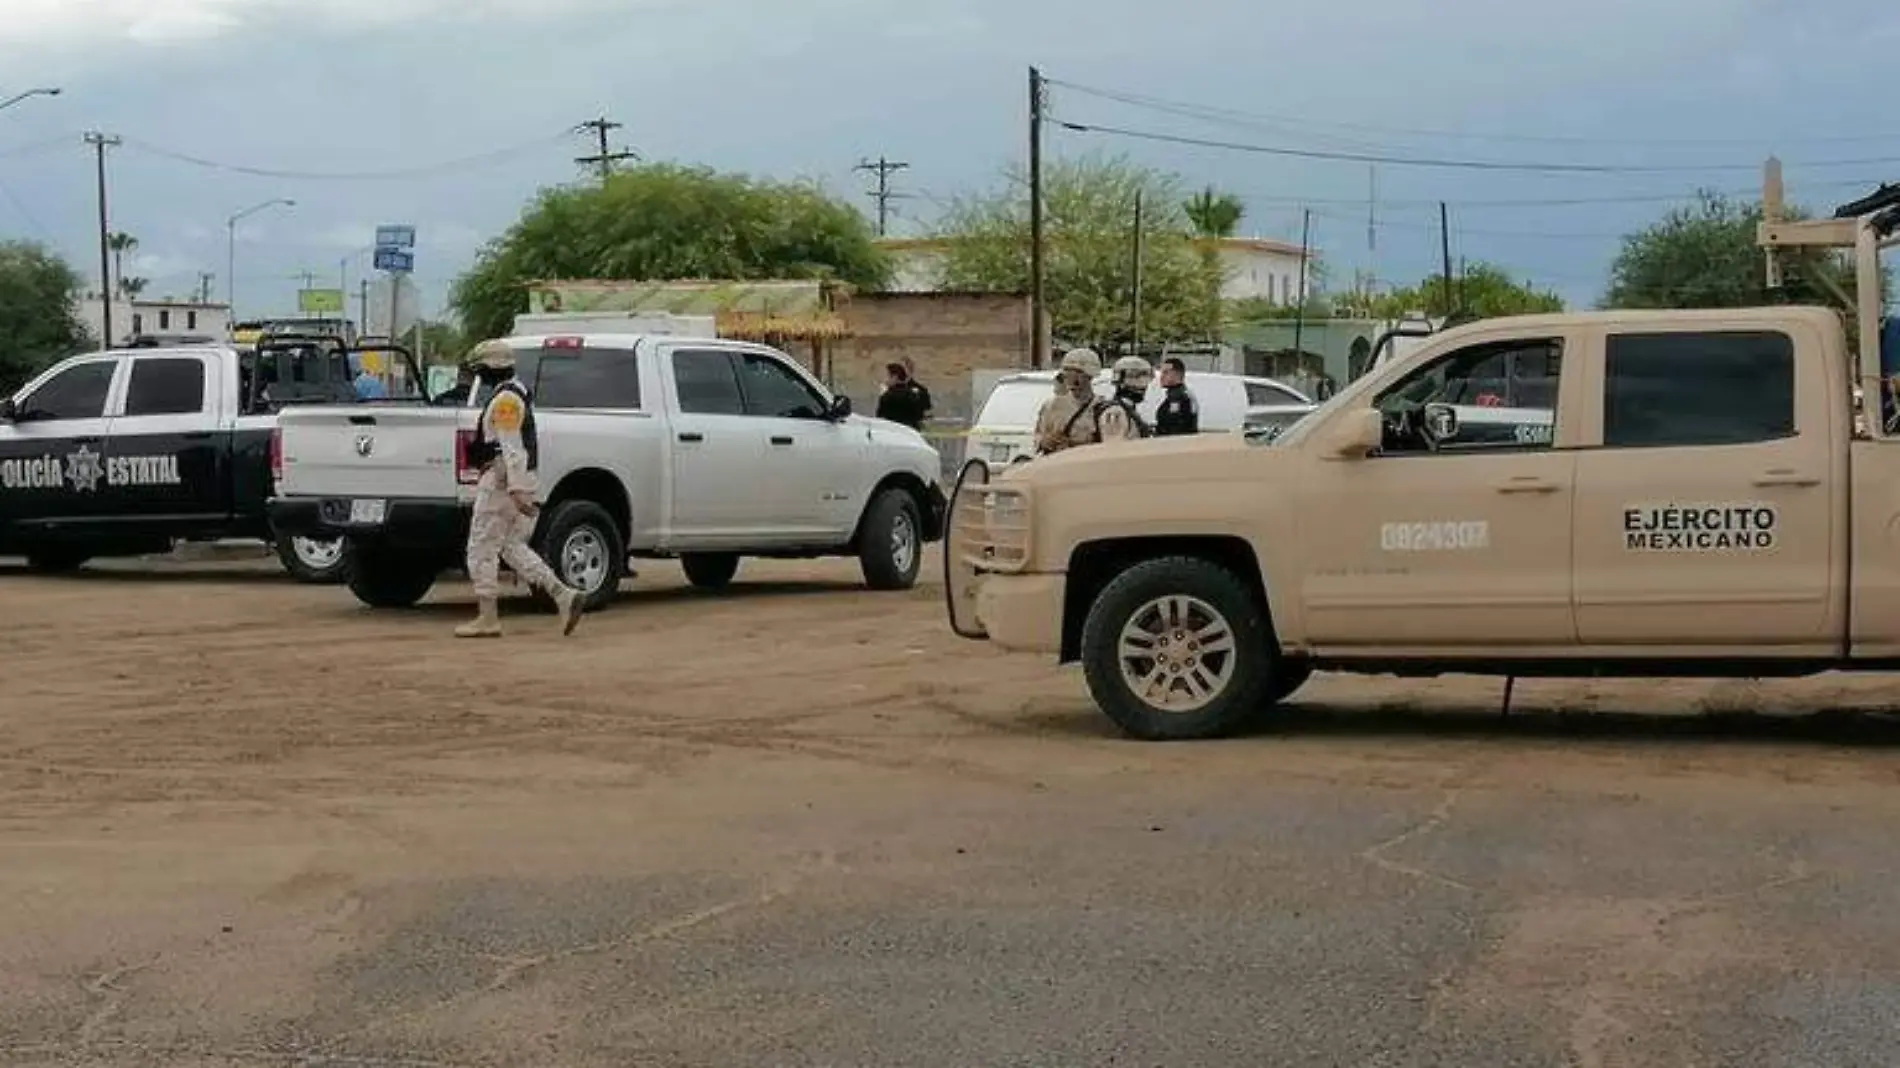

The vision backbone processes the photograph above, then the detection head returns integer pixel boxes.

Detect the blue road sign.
[374,225,416,249]
[373,248,414,273]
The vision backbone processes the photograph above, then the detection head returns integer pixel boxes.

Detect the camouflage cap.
[465,339,516,370]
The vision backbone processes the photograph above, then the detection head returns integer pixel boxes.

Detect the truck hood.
[997,431,1264,489]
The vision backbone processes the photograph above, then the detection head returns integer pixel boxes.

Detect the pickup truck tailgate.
[276,405,463,499]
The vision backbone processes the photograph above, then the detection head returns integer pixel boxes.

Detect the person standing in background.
[1153,357,1200,437]
[875,361,932,430]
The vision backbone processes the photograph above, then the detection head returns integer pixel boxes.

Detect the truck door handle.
[1495,477,1559,494]
[770,436,794,446]
[1753,470,1820,487]
[677,432,704,443]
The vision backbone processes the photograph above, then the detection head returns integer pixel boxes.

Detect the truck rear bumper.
[268,496,470,551]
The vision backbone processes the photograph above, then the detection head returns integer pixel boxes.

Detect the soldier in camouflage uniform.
[1033,347,1104,456]
[1095,355,1155,442]
[456,340,585,639]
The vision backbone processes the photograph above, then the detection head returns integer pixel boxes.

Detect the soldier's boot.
[556,585,585,637]
[454,598,503,638]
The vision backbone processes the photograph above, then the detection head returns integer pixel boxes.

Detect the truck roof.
[1426,305,1843,340]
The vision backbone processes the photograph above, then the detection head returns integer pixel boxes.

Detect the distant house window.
[187,310,197,330]
[158,309,171,330]
[1284,275,1295,303]
[1266,274,1276,303]
[131,313,143,334]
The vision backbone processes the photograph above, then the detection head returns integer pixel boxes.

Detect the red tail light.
[542,336,583,349]
[455,427,480,484]
[268,427,283,482]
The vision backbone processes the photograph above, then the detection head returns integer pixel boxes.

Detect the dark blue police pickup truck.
[0,337,378,580]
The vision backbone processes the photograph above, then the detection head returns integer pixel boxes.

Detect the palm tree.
[1182,187,1245,238]
[1182,187,1245,338]
[107,232,138,297]
[120,277,148,299]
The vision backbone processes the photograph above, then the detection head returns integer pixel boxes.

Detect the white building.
[876,235,1314,304]
[74,292,232,347]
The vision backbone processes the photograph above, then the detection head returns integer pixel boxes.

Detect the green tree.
[451,163,889,339]
[1182,186,1245,238]
[0,241,91,391]
[1603,190,1865,309]
[1368,261,1564,320]
[933,153,1223,351]
[107,231,137,297]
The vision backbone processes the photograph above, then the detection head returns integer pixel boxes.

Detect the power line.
[1044,76,1900,149]
[854,156,910,236]
[117,134,568,180]
[1222,177,1886,211]
[1051,116,1900,175]
[574,117,638,181]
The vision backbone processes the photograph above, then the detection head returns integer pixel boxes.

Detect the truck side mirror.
[1423,402,1459,441]
[828,394,852,421]
[1323,408,1383,459]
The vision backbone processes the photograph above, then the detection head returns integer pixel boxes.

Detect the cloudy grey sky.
[1,0,1896,321]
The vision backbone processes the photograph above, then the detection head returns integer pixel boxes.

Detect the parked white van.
[966,370,1316,465]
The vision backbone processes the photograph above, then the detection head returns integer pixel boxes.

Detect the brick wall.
[827,292,1036,425]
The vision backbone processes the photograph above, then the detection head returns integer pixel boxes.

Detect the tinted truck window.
[671,351,745,415]
[19,360,116,421]
[124,357,206,416]
[1604,331,1795,448]
[534,350,641,409]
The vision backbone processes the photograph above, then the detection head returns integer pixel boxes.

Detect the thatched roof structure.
[524,279,852,341]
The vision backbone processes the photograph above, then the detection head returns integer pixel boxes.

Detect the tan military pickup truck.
[945,168,1900,739]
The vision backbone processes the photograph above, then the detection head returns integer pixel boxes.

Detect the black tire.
[344,542,437,608]
[1079,556,1277,741]
[858,489,923,591]
[1269,660,1315,705]
[24,548,90,574]
[532,499,625,612]
[681,553,740,590]
[273,532,348,584]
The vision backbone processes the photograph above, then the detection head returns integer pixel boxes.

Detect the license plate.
[349,498,387,525]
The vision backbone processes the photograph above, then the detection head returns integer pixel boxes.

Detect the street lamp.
[226,198,295,316]
[0,88,61,113]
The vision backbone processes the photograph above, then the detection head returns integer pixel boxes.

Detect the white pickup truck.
[267,333,947,610]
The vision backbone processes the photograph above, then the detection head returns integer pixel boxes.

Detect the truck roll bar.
[1759,157,1899,435]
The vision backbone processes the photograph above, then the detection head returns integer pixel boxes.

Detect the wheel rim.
[1117,595,1239,714]
[292,537,344,570]
[890,511,917,574]
[560,527,609,594]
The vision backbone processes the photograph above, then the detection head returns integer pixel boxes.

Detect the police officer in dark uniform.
[1154,357,1200,437]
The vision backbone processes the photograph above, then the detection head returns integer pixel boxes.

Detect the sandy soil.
[5,549,1900,1066]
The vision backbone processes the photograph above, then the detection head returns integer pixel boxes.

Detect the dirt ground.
[7,549,1900,1066]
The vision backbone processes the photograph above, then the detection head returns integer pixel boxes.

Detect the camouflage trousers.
[466,480,564,601]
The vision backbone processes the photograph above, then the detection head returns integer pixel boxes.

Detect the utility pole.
[358,280,370,335]
[1439,201,1455,319]
[196,272,215,305]
[1028,66,1047,368]
[84,132,120,349]
[1292,208,1312,362]
[1129,190,1143,355]
[574,116,638,181]
[854,156,909,237]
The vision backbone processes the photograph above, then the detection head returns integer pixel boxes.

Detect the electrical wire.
[0,175,52,239]
[0,136,72,161]
[1045,76,1900,149]
[1051,116,1900,175]
[116,133,571,180]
